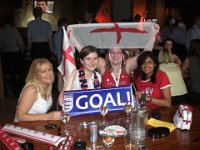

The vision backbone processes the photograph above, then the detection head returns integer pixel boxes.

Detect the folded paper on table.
[148,118,176,132]
[2,124,65,147]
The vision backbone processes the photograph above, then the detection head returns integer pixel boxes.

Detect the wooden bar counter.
[1,104,200,150]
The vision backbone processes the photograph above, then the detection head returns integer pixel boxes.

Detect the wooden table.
[1,104,200,150]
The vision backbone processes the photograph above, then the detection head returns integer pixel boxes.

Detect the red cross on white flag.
[58,27,76,83]
[58,23,157,82]
[69,22,157,50]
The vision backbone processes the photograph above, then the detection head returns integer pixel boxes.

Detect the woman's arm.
[173,54,182,66]
[147,87,171,108]
[17,85,61,121]
[125,53,140,75]
[125,23,160,75]
[96,57,106,75]
[58,69,77,106]
[135,87,171,108]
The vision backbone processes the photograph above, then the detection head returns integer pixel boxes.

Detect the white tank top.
[14,83,52,122]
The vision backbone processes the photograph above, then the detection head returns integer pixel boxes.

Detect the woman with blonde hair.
[158,48,174,64]
[14,58,61,122]
[161,38,182,66]
[158,48,187,105]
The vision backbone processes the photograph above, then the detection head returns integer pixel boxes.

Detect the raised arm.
[125,23,160,74]
[16,85,61,121]
[125,53,140,75]
[58,69,77,106]
[173,54,182,66]
[96,57,106,75]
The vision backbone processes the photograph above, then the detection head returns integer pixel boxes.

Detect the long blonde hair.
[158,48,174,64]
[25,58,54,98]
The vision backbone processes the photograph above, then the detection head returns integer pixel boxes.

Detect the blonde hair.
[25,58,54,98]
[158,48,174,64]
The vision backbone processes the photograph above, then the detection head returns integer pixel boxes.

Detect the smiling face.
[141,56,156,78]
[109,48,123,66]
[81,52,99,72]
[36,63,54,85]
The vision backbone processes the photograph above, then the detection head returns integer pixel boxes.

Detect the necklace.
[111,68,121,87]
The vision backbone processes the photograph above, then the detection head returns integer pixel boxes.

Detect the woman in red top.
[135,51,171,110]
[98,48,138,88]
[98,24,160,88]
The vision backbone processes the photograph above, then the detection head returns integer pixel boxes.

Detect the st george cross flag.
[59,23,157,82]
[68,22,157,51]
[58,27,76,83]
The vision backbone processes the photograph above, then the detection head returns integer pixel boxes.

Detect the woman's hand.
[70,69,77,80]
[48,111,61,120]
[153,23,160,34]
[58,69,77,106]
[63,69,77,91]
[135,92,151,103]
[135,92,142,103]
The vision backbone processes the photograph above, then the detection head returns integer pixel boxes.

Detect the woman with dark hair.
[182,39,200,103]
[135,51,171,110]
[59,45,101,105]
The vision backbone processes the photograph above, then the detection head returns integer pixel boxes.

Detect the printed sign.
[63,85,137,116]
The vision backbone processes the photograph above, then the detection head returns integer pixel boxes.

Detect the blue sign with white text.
[63,85,137,116]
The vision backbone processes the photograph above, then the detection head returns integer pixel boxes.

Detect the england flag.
[58,27,76,83]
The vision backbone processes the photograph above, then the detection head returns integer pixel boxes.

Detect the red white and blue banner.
[62,85,137,116]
